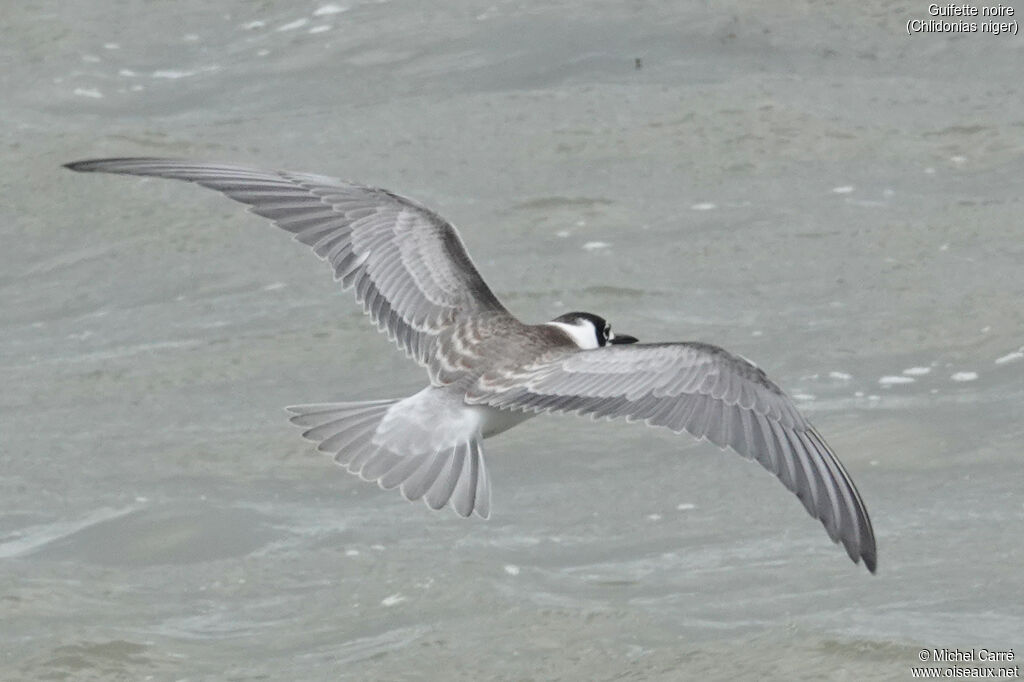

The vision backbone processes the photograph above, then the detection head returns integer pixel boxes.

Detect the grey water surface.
[2,1,1023,680]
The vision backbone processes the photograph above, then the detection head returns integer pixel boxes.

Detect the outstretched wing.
[64,158,512,384]
[468,341,877,572]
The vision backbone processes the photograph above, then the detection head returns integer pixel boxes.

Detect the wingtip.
[863,550,878,575]
[63,157,171,173]
[63,158,128,173]
[841,531,877,574]
[847,539,877,574]
[854,513,878,574]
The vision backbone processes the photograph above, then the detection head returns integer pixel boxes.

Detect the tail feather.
[322,416,385,462]
[378,450,432,490]
[285,397,491,518]
[287,401,396,468]
[426,442,466,511]
[452,441,490,519]
[471,442,491,519]
[400,447,451,503]
[287,400,394,428]
[452,444,479,518]
[359,448,405,482]
[299,408,387,443]
[346,434,384,473]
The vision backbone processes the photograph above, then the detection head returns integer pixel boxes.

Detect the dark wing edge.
[64,157,511,381]
[468,342,877,573]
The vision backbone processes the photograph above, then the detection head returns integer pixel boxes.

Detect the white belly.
[379,386,533,450]
[471,403,535,439]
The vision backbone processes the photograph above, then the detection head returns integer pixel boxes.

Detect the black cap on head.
[552,311,607,329]
[551,311,637,347]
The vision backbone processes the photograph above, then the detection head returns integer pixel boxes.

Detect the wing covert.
[468,342,877,572]
[64,157,511,384]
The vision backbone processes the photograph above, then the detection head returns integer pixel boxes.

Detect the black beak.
[609,334,638,345]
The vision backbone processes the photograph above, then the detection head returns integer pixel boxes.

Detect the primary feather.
[66,157,877,573]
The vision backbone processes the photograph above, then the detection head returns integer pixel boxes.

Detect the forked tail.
[285,397,490,518]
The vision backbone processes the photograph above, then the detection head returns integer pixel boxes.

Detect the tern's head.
[549,312,639,350]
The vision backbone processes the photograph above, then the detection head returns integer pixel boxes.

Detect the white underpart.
[377,386,532,447]
[473,403,534,438]
[377,387,483,452]
[546,321,600,349]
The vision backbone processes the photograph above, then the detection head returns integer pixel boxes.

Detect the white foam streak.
[277,18,309,31]
[314,3,349,15]
[0,507,138,558]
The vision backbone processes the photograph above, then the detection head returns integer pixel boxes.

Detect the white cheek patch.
[546,321,600,349]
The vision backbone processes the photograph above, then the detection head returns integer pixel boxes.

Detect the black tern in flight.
[66,158,877,572]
